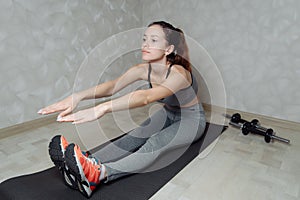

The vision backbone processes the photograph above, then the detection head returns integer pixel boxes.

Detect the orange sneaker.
[65,143,103,198]
[48,135,91,190]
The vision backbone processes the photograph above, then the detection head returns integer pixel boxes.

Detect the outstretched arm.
[38,64,146,118]
[60,65,191,124]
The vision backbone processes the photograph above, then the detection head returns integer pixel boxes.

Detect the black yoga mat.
[0,123,227,200]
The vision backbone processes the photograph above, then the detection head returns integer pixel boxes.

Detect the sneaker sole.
[65,143,93,198]
[49,135,65,169]
[48,135,78,190]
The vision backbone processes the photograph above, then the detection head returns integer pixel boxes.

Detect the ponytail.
[148,21,191,72]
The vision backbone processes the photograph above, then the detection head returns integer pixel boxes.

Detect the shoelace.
[86,156,100,166]
[82,156,101,175]
[82,160,100,184]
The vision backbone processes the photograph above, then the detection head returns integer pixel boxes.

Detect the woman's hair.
[148,21,191,72]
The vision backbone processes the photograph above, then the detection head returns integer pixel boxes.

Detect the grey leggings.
[93,103,206,182]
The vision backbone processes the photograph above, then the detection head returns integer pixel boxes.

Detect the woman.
[39,21,206,198]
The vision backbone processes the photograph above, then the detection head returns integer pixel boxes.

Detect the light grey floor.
[0,104,299,200]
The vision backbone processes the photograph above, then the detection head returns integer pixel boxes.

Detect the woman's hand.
[38,94,82,118]
[57,104,108,124]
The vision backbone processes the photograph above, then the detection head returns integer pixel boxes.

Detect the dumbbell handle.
[229,121,242,129]
[254,125,268,132]
[271,135,290,144]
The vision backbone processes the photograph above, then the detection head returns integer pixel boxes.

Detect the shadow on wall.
[188,35,227,125]
[192,65,226,124]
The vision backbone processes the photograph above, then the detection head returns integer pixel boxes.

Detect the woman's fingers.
[38,108,58,115]
[38,104,63,115]
[58,107,73,118]
[38,95,80,116]
[57,112,81,122]
[57,115,75,122]
[57,109,97,124]
[38,101,73,115]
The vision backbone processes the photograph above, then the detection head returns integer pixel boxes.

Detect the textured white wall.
[0,0,142,128]
[142,0,300,122]
[1,0,299,129]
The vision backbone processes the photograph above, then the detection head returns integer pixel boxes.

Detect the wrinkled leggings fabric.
[92,103,206,182]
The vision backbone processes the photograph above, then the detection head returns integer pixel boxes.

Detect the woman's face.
[141,25,170,63]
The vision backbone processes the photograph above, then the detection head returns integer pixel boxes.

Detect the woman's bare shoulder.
[171,64,190,76]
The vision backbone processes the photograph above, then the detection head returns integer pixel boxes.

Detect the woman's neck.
[150,62,169,74]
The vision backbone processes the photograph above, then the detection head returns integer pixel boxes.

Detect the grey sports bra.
[148,63,198,107]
